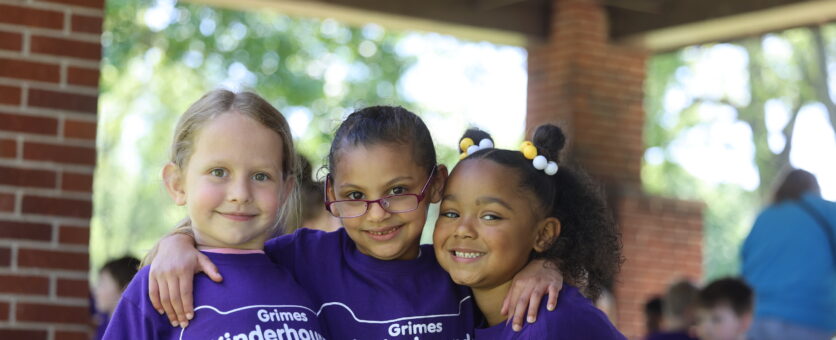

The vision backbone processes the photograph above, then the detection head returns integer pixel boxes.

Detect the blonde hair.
[169,89,301,233]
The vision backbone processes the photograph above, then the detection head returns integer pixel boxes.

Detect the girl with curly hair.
[434,124,626,338]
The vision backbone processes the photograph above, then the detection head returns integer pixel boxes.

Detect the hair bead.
[466,145,480,155]
[545,161,559,175]
[520,140,558,176]
[522,145,538,160]
[460,138,475,152]
[533,155,548,170]
[479,138,494,149]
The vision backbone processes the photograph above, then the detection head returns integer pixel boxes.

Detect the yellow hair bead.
[459,152,468,160]
[521,141,533,149]
[459,138,474,152]
[522,145,538,160]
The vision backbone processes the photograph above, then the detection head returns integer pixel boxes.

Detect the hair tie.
[520,141,558,175]
[459,137,494,159]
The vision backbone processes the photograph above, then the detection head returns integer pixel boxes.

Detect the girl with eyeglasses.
[145,106,564,338]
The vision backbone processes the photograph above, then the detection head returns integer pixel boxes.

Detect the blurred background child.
[695,278,753,340]
[295,155,341,233]
[647,280,699,340]
[644,296,664,339]
[92,256,140,340]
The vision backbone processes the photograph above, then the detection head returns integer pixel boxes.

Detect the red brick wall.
[526,0,704,339]
[0,0,102,338]
[615,191,703,338]
[527,0,645,186]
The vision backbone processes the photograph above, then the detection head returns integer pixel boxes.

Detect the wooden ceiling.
[190,0,836,50]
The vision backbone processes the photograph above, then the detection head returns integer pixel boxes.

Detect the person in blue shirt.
[742,169,836,340]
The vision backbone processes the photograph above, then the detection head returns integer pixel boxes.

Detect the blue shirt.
[741,193,836,332]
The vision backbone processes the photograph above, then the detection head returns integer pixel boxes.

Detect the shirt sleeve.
[264,231,300,276]
[574,312,627,339]
[102,270,167,340]
[547,303,625,340]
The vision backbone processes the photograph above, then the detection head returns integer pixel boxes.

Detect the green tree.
[644,25,836,280]
[92,0,417,271]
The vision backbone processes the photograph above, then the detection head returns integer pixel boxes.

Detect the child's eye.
[346,191,364,200]
[252,173,270,182]
[481,214,501,221]
[388,186,407,195]
[210,168,227,177]
[441,211,459,219]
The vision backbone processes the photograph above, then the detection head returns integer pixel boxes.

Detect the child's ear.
[429,164,449,204]
[162,163,187,206]
[740,311,753,334]
[534,217,561,252]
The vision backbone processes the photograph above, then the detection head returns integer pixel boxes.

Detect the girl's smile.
[363,223,406,241]
[434,158,546,289]
[217,212,258,222]
[449,248,487,263]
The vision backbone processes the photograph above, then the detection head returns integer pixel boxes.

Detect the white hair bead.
[467,145,480,155]
[533,155,547,170]
[479,138,494,149]
[545,161,558,175]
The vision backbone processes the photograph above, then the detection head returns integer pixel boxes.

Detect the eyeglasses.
[324,166,437,218]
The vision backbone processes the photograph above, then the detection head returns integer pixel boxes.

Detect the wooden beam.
[183,0,547,46]
[476,0,528,11]
[616,0,836,51]
[602,0,662,14]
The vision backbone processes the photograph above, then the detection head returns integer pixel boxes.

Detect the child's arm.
[502,258,563,331]
[145,218,222,328]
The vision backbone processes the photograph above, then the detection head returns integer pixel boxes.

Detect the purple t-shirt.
[103,252,327,340]
[475,284,625,339]
[265,228,476,340]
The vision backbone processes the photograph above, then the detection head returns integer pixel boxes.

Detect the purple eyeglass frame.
[324,165,437,218]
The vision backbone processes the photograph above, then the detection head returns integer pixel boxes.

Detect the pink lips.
[218,212,257,221]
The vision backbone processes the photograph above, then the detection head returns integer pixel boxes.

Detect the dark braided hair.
[458,124,623,298]
[327,106,436,176]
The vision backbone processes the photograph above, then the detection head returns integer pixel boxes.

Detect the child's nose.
[454,218,476,239]
[366,200,391,222]
[227,178,253,203]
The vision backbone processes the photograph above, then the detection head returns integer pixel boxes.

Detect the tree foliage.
[644,25,836,279]
[92,0,417,270]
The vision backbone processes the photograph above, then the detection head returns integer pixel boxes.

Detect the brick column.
[0,0,102,339]
[526,0,703,338]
